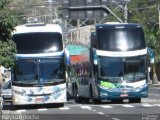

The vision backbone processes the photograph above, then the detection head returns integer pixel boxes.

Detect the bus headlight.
[100,92,108,97]
[97,84,109,90]
[13,90,26,96]
[141,91,148,95]
[135,84,148,91]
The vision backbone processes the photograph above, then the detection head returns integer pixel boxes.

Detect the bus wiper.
[14,81,37,84]
[33,84,44,87]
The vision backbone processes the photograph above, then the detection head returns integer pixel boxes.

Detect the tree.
[0,0,17,83]
[108,0,160,83]
[128,0,160,83]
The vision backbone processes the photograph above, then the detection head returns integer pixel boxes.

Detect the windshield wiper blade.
[33,84,44,87]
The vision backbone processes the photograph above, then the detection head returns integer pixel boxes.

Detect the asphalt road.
[1,85,160,120]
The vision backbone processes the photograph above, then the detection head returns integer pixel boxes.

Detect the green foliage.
[0,0,9,9]
[0,0,17,68]
[128,0,160,63]
[0,11,16,41]
[0,40,16,68]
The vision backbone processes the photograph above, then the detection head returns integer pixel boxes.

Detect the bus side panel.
[66,26,94,99]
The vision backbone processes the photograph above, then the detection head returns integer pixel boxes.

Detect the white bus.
[12,23,68,106]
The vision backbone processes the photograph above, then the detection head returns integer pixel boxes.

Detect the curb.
[152,84,160,87]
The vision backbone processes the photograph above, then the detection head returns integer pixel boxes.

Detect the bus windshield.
[98,56,146,83]
[12,32,63,54]
[97,27,145,51]
[13,58,65,84]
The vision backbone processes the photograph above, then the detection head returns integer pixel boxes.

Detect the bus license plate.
[120,94,128,97]
[35,98,44,103]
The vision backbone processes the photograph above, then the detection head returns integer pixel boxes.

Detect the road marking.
[97,112,105,115]
[121,104,135,107]
[112,118,120,120]
[81,106,92,109]
[16,110,26,113]
[101,105,113,108]
[105,114,110,117]
[141,104,154,107]
[59,107,70,110]
[37,108,47,111]
[66,104,82,108]
[142,98,153,102]
[154,104,160,107]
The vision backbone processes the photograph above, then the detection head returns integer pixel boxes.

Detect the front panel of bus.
[12,32,66,105]
[12,57,66,105]
[96,55,148,99]
[94,24,148,100]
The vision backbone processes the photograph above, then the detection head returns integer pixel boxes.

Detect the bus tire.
[75,90,82,103]
[73,84,82,103]
[129,98,141,103]
[92,98,101,104]
[90,86,101,104]
[72,83,76,98]
[83,98,90,103]
[111,99,123,103]
[58,103,64,107]
[12,105,18,110]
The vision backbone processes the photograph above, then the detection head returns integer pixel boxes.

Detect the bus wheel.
[75,95,82,103]
[58,103,64,107]
[90,85,100,104]
[111,99,123,103]
[92,98,101,104]
[83,98,90,103]
[74,88,82,103]
[12,105,18,110]
[129,98,141,103]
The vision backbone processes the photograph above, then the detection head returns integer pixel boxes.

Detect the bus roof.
[13,23,62,34]
[96,23,143,28]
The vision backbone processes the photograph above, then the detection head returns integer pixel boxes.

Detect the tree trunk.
[152,63,159,85]
[148,71,152,84]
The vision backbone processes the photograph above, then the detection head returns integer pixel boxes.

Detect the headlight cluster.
[135,84,148,91]
[97,84,109,90]
[100,92,108,97]
[13,90,26,96]
[141,91,148,95]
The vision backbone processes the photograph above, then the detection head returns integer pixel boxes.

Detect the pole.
[77,19,80,27]
[124,2,128,23]
[48,0,53,23]
[54,7,58,19]
[158,3,160,29]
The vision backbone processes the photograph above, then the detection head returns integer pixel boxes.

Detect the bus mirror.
[148,67,151,72]
[147,47,154,64]
[93,48,98,65]
[94,59,98,65]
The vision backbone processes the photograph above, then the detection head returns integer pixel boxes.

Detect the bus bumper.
[98,86,148,100]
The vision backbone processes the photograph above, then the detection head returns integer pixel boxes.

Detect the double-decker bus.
[12,23,67,106]
[66,23,149,103]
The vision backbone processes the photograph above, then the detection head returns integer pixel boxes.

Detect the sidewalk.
[149,82,160,90]
[152,82,160,87]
